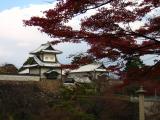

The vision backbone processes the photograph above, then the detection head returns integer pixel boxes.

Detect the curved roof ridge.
[30,42,62,54]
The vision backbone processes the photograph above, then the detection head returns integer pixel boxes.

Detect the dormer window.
[50,56,56,62]
[50,56,54,60]
[45,56,49,60]
[43,54,56,62]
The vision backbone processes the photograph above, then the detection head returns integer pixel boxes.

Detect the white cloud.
[66,8,98,30]
[0,3,89,67]
[0,2,159,68]
[0,4,55,42]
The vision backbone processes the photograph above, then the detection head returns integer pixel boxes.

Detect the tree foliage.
[0,63,18,74]
[146,102,160,120]
[69,53,96,66]
[24,0,160,64]
[0,82,138,120]
[123,57,145,81]
[124,57,145,72]
[24,0,160,93]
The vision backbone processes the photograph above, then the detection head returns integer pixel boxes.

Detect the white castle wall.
[0,74,40,81]
[30,68,40,75]
[43,53,56,62]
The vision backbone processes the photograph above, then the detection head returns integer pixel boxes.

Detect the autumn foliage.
[24,0,160,94]
[0,82,138,120]
[0,64,18,74]
[24,0,160,60]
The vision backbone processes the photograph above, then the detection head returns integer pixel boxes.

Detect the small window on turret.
[50,56,53,60]
[45,56,48,60]
[51,56,55,62]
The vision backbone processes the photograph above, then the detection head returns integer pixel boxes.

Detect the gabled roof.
[23,57,37,66]
[30,42,62,54]
[70,63,106,73]
[23,56,61,68]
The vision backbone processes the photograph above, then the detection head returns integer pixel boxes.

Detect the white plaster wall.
[0,75,40,81]
[69,72,102,80]
[40,68,50,79]
[41,68,49,74]
[54,69,62,79]
[30,68,40,75]
[43,53,56,62]
[68,72,110,83]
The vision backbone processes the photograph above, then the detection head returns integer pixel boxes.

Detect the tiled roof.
[23,56,61,68]
[23,64,39,68]
[30,42,62,54]
[70,63,106,73]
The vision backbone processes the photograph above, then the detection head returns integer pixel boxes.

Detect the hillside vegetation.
[0,81,138,120]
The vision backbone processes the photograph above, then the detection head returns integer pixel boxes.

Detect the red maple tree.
[24,0,160,94]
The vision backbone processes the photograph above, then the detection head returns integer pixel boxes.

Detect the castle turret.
[19,42,62,80]
[30,42,62,63]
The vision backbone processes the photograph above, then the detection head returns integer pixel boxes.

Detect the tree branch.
[81,0,113,13]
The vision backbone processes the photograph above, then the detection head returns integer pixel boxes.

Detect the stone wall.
[38,80,61,92]
[0,74,40,81]
[0,80,61,93]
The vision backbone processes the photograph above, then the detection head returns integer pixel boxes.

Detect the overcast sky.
[0,0,90,68]
[0,1,159,68]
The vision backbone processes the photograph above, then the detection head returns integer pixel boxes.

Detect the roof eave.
[70,69,106,73]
